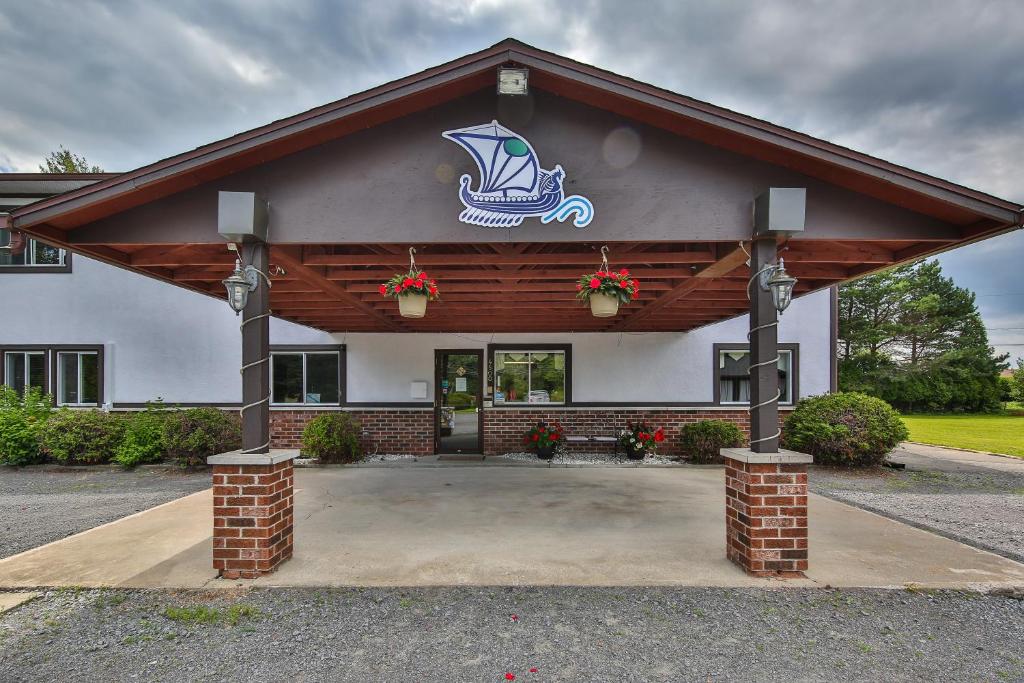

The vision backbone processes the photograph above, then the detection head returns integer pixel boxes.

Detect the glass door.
[434,350,483,454]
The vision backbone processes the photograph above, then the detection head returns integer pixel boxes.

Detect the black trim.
[712,343,799,406]
[269,344,345,406]
[486,343,573,406]
[434,349,485,454]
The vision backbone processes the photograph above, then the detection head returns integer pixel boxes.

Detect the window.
[0,229,68,269]
[490,346,570,405]
[715,345,796,405]
[3,351,47,396]
[271,348,342,405]
[57,351,100,406]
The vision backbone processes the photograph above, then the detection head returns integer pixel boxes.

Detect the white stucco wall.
[1,255,833,405]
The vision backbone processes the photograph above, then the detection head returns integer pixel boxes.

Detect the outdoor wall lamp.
[222,258,261,315]
[759,258,798,314]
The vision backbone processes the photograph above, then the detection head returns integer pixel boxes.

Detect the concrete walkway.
[893,442,1024,474]
[0,467,1022,590]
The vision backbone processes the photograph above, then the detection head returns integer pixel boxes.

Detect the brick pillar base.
[722,448,812,577]
[209,454,294,579]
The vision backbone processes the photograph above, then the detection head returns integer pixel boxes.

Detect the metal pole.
[749,237,779,453]
[241,241,270,454]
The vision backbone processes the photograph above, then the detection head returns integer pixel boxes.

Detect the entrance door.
[434,350,483,454]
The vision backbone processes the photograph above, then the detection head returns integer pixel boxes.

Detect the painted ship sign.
[442,121,594,228]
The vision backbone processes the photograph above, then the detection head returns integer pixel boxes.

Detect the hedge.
[782,392,908,467]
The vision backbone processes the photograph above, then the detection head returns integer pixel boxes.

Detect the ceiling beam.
[305,250,715,267]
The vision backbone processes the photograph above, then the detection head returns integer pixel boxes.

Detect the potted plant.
[618,420,665,460]
[523,421,564,460]
[575,247,639,318]
[379,269,439,318]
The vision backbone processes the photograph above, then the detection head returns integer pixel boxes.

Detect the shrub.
[446,392,474,410]
[162,408,241,467]
[301,413,361,463]
[679,420,743,464]
[114,401,172,468]
[0,386,53,466]
[40,409,126,465]
[782,392,908,467]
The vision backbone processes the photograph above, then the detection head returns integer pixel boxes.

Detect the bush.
[679,420,743,464]
[40,409,126,465]
[446,392,474,410]
[114,402,172,468]
[0,386,53,466]
[782,392,908,467]
[162,408,241,467]
[302,413,361,463]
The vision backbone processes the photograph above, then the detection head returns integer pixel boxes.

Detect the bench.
[564,434,620,455]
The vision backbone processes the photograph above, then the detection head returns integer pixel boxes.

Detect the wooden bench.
[564,434,620,455]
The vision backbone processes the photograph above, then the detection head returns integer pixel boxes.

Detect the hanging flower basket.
[575,247,639,318]
[379,268,439,319]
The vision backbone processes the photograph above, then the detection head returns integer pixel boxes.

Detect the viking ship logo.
[442,121,594,228]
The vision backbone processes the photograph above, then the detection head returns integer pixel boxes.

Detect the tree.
[1011,359,1024,402]
[39,146,103,174]
[837,260,1007,412]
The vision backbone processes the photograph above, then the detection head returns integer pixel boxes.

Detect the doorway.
[435,349,483,454]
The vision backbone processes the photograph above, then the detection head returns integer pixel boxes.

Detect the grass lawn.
[901,414,1024,458]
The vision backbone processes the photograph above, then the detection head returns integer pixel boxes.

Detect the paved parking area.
[0,465,210,559]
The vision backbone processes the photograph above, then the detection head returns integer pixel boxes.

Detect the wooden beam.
[327,267,695,282]
[270,246,402,332]
[306,250,715,267]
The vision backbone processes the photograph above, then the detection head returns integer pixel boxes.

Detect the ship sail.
[442,121,539,195]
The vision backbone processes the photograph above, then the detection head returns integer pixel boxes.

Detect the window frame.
[269,344,345,407]
[486,343,572,406]
[54,348,103,407]
[0,230,72,273]
[0,348,50,396]
[712,343,799,407]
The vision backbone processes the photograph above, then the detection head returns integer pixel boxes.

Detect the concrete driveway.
[1,466,1022,589]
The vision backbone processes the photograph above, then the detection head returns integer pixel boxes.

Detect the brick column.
[722,448,812,577]
[208,453,294,579]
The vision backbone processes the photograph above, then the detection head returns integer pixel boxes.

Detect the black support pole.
[749,237,779,453]
[241,241,270,454]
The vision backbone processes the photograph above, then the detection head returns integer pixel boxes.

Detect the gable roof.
[10,38,1021,233]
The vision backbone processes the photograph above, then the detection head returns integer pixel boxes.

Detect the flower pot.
[535,445,556,460]
[589,292,620,318]
[398,294,428,318]
[624,444,645,460]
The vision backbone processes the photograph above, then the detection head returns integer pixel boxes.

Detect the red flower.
[654,428,665,443]
[378,284,388,296]
[617,280,626,287]
[576,283,583,291]
[428,285,438,295]
[532,434,539,441]
[589,278,601,289]
[419,272,428,280]
[415,279,424,289]
[403,277,414,287]
[619,268,629,276]
[394,284,402,293]
[505,674,516,681]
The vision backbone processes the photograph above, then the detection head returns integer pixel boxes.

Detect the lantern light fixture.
[222,258,261,315]
[758,258,798,314]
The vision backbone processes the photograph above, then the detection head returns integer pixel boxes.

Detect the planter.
[535,445,556,460]
[398,294,428,318]
[624,444,646,461]
[589,292,620,318]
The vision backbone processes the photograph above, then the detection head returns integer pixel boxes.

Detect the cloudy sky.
[1,0,1021,358]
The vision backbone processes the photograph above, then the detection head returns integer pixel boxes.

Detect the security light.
[497,67,528,95]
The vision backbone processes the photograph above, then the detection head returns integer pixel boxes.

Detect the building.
[3,40,1020,578]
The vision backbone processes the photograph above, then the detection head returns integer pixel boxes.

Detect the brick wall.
[271,409,434,455]
[271,407,789,456]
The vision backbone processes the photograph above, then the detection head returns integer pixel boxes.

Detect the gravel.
[810,464,1024,563]
[0,465,210,559]
[0,586,1021,682]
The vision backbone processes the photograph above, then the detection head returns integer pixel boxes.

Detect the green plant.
[522,421,564,450]
[679,419,742,463]
[301,413,361,463]
[114,401,172,468]
[378,268,439,300]
[575,267,639,304]
[0,386,53,466]
[39,409,126,464]
[446,391,474,410]
[162,408,241,467]
[618,420,664,456]
[782,392,908,467]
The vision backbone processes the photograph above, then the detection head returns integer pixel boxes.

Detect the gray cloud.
[1,0,1021,353]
